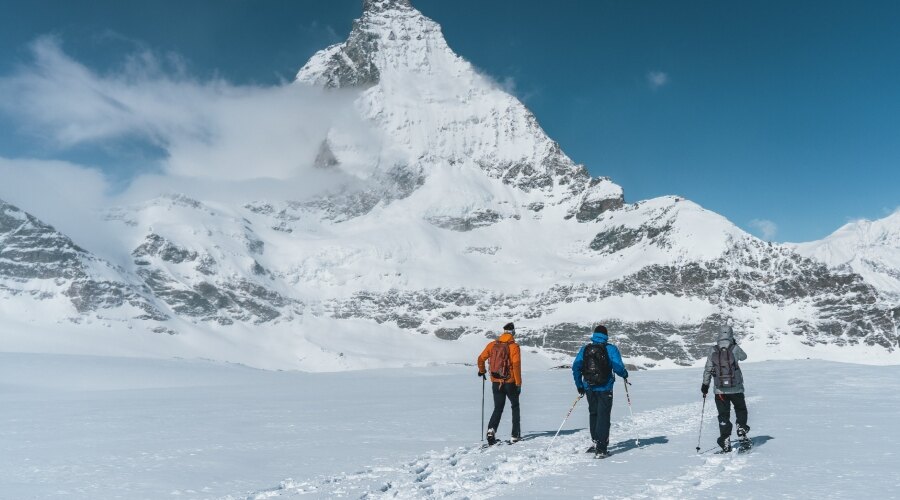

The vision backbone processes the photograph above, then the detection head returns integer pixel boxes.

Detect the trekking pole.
[481,375,486,441]
[695,394,707,452]
[624,379,639,447]
[545,394,584,454]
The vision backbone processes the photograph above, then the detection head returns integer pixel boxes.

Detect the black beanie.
[503,322,515,332]
[593,324,608,334]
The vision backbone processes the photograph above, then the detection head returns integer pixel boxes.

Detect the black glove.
[478,371,486,379]
[577,387,585,396]
[517,386,522,396]
[701,384,709,396]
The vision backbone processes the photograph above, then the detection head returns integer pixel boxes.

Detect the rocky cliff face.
[0,200,167,325]
[1,0,896,369]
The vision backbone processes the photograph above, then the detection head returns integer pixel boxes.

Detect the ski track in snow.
[625,396,763,500]
[242,397,761,499]
[630,452,752,500]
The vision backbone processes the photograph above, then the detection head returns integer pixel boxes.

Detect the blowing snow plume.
[0,36,373,189]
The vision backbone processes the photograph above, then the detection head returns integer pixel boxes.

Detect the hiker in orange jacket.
[477,322,522,445]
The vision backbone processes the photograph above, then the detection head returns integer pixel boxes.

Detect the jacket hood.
[717,325,734,342]
[591,332,609,343]
[498,332,515,342]
[717,325,734,347]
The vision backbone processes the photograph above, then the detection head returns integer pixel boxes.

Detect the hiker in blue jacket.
[572,324,629,458]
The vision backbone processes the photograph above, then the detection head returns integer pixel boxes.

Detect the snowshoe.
[509,436,521,444]
[486,429,497,446]
[594,450,611,459]
[716,436,732,453]
[736,425,751,452]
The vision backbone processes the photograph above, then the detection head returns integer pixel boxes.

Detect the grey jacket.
[702,327,747,395]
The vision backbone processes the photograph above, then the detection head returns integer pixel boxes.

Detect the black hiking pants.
[714,392,748,438]
[586,389,614,450]
[487,382,520,438]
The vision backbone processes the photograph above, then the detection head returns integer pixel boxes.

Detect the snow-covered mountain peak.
[3,4,897,372]
[819,210,900,253]
[296,0,623,218]
[793,209,900,301]
[363,0,413,14]
[590,196,752,264]
[298,0,457,86]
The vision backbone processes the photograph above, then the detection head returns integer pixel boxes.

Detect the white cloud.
[473,66,539,103]
[0,37,392,261]
[0,157,119,258]
[749,219,778,240]
[0,37,370,182]
[647,70,669,90]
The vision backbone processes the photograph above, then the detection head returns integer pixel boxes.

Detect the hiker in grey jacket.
[701,325,749,451]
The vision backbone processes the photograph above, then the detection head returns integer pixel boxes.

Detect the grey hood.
[716,325,735,348]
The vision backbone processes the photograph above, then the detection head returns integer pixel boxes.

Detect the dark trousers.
[714,392,748,437]
[586,389,614,450]
[487,382,520,438]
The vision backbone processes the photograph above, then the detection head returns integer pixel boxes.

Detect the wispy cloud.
[298,21,341,46]
[647,70,669,90]
[0,36,368,182]
[474,66,539,103]
[0,37,386,259]
[749,219,778,240]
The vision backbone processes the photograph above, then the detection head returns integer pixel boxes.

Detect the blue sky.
[1,0,898,241]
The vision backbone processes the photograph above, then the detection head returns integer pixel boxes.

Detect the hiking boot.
[736,425,750,438]
[509,436,521,444]
[486,429,497,446]
[717,436,732,452]
[586,440,599,453]
[594,449,610,459]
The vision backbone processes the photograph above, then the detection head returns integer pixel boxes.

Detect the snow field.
[2,353,899,499]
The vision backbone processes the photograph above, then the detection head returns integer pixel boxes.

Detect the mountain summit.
[297,0,623,221]
[793,210,900,302]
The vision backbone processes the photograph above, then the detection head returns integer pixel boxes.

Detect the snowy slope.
[1,0,897,370]
[0,199,167,325]
[792,209,900,303]
[2,352,899,499]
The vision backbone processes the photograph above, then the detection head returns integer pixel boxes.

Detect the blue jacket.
[572,332,628,392]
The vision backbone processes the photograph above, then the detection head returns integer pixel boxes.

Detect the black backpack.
[713,346,736,388]
[582,343,611,386]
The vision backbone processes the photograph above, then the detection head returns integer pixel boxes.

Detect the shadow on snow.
[518,429,586,442]
[610,435,669,453]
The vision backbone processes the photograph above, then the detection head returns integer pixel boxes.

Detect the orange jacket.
[477,333,522,386]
